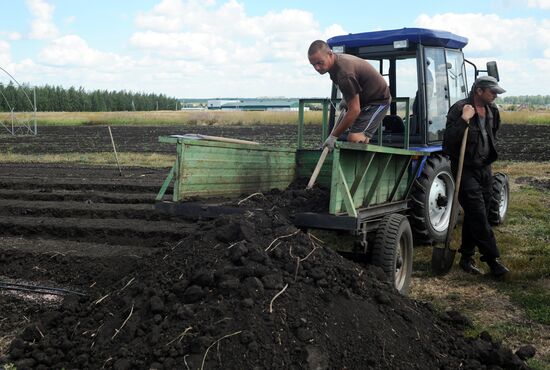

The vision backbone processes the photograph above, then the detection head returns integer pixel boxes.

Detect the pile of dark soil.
[1,185,532,369]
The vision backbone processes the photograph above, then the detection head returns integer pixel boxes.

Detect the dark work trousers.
[452,163,500,262]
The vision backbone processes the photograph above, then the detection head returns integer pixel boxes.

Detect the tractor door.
[423,47,468,142]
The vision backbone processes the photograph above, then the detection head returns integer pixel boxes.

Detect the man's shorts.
[338,103,390,138]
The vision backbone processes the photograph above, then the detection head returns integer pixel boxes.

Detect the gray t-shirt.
[329,54,391,107]
[478,116,490,162]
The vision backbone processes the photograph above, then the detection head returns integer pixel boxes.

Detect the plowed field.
[0,123,544,369]
[2,123,550,161]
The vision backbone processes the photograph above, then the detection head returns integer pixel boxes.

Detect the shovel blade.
[431,246,457,275]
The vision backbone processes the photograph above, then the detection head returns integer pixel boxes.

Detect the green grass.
[465,321,540,346]
[411,161,550,368]
[507,286,550,324]
[2,109,549,127]
[0,110,324,126]
[501,110,550,125]
[0,152,174,168]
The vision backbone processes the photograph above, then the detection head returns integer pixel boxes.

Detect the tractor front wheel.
[409,154,454,244]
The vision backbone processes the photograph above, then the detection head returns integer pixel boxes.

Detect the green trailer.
[156,100,431,294]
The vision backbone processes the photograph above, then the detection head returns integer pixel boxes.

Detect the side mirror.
[487,61,500,81]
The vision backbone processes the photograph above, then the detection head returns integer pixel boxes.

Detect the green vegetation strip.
[501,111,550,125]
[1,111,324,126]
[0,152,174,168]
[2,110,549,126]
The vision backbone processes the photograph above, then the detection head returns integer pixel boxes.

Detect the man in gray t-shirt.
[308,40,391,149]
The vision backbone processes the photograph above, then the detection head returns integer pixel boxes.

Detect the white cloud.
[125,0,346,97]
[0,32,22,41]
[26,0,59,40]
[414,13,550,95]
[415,13,549,56]
[0,40,11,66]
[38,35,131,70]
[8,0,345,97]
[528,0,550,9]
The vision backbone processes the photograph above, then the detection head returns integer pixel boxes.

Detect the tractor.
[324,27,510,243]
[156,28,510,294]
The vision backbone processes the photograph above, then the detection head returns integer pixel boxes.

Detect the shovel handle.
[306,147,329,189]
[445,126,469,249]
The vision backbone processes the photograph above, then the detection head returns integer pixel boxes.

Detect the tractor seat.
[382,115,404,133]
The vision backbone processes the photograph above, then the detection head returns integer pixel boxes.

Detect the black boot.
[486,259,510,277]
[459,256,482,275]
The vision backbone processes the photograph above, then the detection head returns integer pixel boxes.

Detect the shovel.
[306,107,347,190]
[431,125,469,275]
[306,146,330,189]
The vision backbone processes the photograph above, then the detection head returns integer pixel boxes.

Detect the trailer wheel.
[489,172,509,226]
[409,154,454,244]
[372,214,413,295]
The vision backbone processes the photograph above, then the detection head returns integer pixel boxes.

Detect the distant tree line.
[497,95,550,106]
[0,82,179,112]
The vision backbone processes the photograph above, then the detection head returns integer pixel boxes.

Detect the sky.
[0,0,549,98]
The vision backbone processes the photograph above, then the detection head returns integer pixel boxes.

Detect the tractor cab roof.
[327,27,468,50]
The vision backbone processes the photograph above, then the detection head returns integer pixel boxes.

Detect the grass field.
[0,152,175,167]
[1,109,549,127]
[0,110,323,126]
[501,110,550,125]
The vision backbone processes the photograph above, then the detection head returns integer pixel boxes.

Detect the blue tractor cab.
[327,27,496,150]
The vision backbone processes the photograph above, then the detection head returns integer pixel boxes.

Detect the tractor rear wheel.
[489,172,509,226]
[409,154,454,244]
[371,214,413,295]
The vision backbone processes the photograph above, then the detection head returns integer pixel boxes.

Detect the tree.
[0,83,180,112]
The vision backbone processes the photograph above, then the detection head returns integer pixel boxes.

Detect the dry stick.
[48,251,66,258]
[293,255,300,281]
[111,303,134,340]
[237,192,263,205]
[308,232,325,245]
[227,240,244,249]
[108,125,122,176]
[200,331,243,370]
[118,277,135,293]
[183,355,191,370]
[217,341,222,367]
[35,325,44,338]
[289,238,319,281]
[269,284,289,314]
[300,244,319,262]
[93,293,110,305]
[289,245,301,281]
[265,230,300,252]
[102,357,113,369]
[166,326,193,346]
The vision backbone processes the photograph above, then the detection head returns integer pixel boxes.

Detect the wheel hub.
[428,172,454,233]
[499,184,508,218]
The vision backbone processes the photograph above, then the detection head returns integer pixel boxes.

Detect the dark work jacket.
[442,96,500,168]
